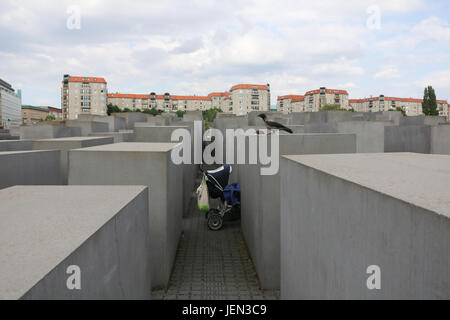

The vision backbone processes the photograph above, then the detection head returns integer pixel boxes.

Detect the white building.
[0,79,22,128]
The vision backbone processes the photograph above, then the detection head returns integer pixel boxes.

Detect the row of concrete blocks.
[232,132,449,300]
[216,110,448,127]
[213,116,450,155]
[0,142,185,299]
[9,111,200,140]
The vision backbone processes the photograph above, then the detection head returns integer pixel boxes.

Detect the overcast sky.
[1,0,449,107]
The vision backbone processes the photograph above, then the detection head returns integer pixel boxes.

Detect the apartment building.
[21,105,49,124]
[303,88,349,112]
[0,79,22,127]
[61,75,107,120]
[45,107,63,120]
[277,95,305,114]
[208,92,232,112]
[108,93,213,112]
[107,84,268,115]
[350,95,449,117]
[229,84,270,116]
[277,87,348,113]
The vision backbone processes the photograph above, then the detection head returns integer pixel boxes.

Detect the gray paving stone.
[152,183,279,300]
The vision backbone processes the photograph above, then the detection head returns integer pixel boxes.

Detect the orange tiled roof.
[208,92,230,97]
[305,89,348,96]
[108,93,150,99]
[278,95,305,101]
[230,84,269,91]
[350,97,448,104]
[67,76,107,84]
[172,95,211,101]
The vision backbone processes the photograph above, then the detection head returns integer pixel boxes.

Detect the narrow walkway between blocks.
[152,196,279,300]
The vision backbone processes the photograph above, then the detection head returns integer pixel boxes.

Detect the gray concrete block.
[0,185,151,300]
[399,115,424,126]
[78,115,127,132]
[431,125,450,155]
[0,150,62,189]
[0,140,32,152]
[113,113,148,130]
[88,131,135,143]
[425,116,447,126]
[280,153,450,299]
[32,136,114,184]
[68,143,183,289]
[134,125,197,216]
[384,125,431,153]
[183,111,203,122]
[65,120,109,136]
[240,133,356,290]
[20,123,82,140]
[337,121,393,153]
[304,122,338,133]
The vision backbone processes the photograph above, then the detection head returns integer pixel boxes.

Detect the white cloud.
[1,0,449,108]
[374,66,401,79]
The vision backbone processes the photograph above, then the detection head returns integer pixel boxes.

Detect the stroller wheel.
[207,213,223,231]
[205,208,219,220]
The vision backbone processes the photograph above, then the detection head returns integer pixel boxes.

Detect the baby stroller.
[198,165,241,231]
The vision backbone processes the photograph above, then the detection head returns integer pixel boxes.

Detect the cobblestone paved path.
[152,197,279,300]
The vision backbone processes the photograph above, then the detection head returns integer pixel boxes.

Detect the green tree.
[175,110,186,118]
[203,108,222,130]
[143,107,160,116]
[107,103,121,115]
[389,107,406,116]
[123,108,133,113]
[422,86,438,116]
[45,114,56,121]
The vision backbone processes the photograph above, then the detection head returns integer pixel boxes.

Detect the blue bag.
[223,183,241,206]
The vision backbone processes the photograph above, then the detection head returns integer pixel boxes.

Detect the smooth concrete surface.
[134,125,197,215]
[0,186,151,300]
[32,136,114,184]
[280,153,450,300]
[0,150,62,189]
[384,125,431,153]
[424,116,447,126]
[113,113,148,130]
[0,140,32,151]
[240,133,357,290]
[78,114,127,132]
[68,143,183,289]
[431,125,450,155]
[19,123,82,140]
[337,121,393,153]
[65,120,109,136]
[88,131,135,143]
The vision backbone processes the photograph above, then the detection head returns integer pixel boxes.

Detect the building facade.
[277,95,305,114]
[45,106,63,120]
[229,84,270,116]
[107,84,268,116]
[349,95,449,117]
[277,87,348,113]
[61,75,107,120]
[21,105,49,124]
[303,88,349,112]
[0,79,22,128]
